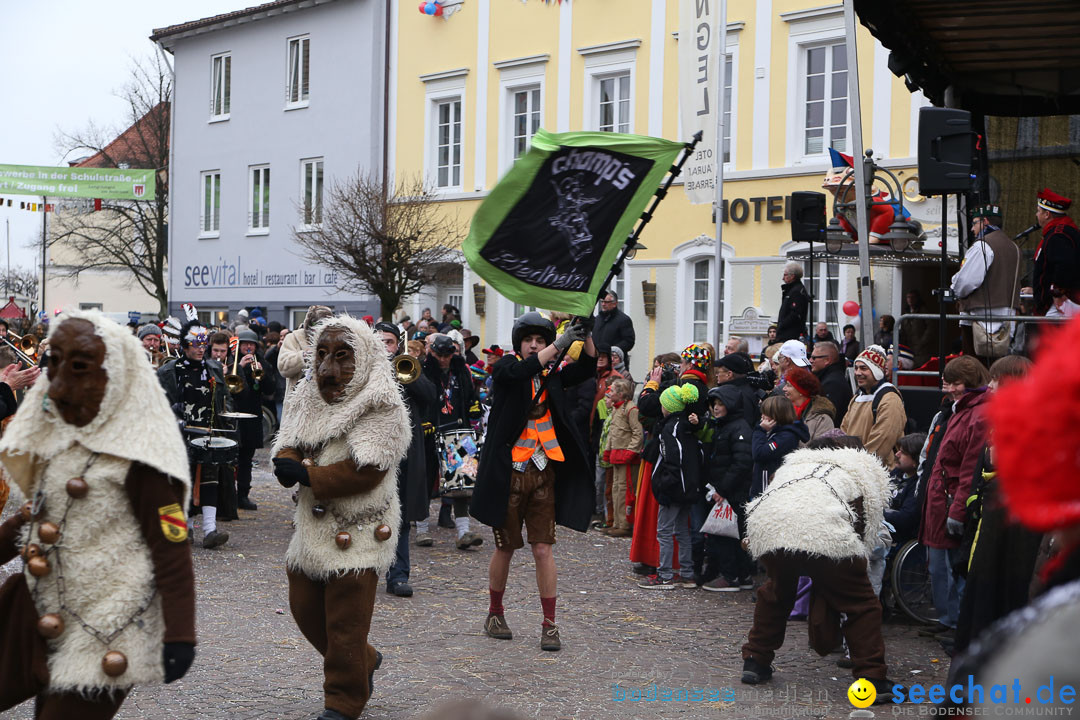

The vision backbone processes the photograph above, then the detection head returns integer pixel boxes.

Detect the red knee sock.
[540,595,556,626]
[488,588,505,616]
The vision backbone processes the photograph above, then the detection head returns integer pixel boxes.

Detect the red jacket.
[920,388,991,549]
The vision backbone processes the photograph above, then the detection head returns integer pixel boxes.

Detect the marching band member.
[272,314,409,720]
[230,328,276,511]
[0,312,195,719]
[158,320,233,549]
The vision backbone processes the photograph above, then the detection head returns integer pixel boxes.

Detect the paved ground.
[2,450,952,719]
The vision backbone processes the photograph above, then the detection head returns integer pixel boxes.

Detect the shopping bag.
[699,498,739,539]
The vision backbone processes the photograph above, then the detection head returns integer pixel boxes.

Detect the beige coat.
[605,401,643,455]
[801,395,837,445]
[840,383,907,469]
[277,328,309,396]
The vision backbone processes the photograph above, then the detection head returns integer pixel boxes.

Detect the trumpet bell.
[392,354,421,385]
[252,367,265,382]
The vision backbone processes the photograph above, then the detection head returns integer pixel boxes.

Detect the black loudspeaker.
[790,191,826,243]
[918,107,974,196]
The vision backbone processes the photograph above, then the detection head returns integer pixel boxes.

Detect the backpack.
[871,384,919,434]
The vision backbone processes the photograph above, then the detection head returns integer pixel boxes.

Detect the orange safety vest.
[512,385,564,463]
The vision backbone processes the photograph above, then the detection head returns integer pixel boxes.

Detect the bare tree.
[0,267,40,325]
[49,54,171,317]
[292,173,466,319]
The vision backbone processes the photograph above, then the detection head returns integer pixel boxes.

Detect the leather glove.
[163,642,195,684]
[272,457,310,488]
[578,314,596,333]
[945,517,964,537]
[554,323,587,351]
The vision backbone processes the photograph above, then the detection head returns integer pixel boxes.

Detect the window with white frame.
[810,258,841,332]
[802,42,847,156]
[248,165,270,232]
[511,86,542,159]
[721,54,733,164]
[300,158,323,227]
[597,73,631,133]
[210,53,231,120]
[200,171,221,237]
[580,41,638,134]
[434,97,463,189]
[691,260,711,342]
[286,35,310,107]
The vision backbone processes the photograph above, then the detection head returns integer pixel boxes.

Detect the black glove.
[163,642,195,683]
[577,314,596,333]
[272,457,310,488]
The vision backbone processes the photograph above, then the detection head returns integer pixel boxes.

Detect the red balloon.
[434,2,444,14]
[418,2,427,13]
[842,301,861,316]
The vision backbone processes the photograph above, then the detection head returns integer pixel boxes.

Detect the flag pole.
[712,0,728,352]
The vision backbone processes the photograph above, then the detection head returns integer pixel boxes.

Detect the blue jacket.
[750,421,809,497]
[885,468,920,545]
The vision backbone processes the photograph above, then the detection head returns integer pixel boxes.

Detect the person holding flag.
[470,312,597,652]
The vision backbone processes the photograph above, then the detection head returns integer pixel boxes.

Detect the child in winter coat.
[751,396,809,497]
[638,383,702,589]
[701,384,755,592]
[886,432,926,548]
[602,379,643,537]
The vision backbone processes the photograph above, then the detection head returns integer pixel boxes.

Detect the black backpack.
[871,384,920,434]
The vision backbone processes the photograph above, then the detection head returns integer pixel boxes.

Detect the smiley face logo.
[848,678,876,708]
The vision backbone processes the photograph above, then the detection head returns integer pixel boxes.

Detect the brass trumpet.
[393,353,421,385]
[224,346,244,394]
[252,356,265,382]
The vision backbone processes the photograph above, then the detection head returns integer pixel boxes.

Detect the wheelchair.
[885,538,938,625]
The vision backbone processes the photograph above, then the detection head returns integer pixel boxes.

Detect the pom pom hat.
[854,345,889,381]
[989,316,1080,532]
[660,383,699,413]
[680,343,712,373]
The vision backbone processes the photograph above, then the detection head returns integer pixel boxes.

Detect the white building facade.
[154,0,385,328]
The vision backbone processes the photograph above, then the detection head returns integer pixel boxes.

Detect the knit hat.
[895,344,915,370]
[784,367,820,397]
[660,383,699,413]
[990,316,1080,532]
[680,344,712,373]
[137,324,162,340]
[469,362,488,381]
[854,344,889,381]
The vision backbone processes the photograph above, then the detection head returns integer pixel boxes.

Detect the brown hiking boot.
[540,622,561,651]
[484,613,512,640]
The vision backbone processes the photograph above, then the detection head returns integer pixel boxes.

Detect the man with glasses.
[592,291,636,368]
[809,341,851,427]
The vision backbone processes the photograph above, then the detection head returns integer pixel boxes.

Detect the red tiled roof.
[75,102,169,170]
[150,0,332,45]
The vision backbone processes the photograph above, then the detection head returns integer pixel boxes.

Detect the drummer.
[158,320,233,549]
[420,334,483,550]
[230,328,276,511]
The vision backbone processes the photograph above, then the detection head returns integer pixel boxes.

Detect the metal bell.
[22,543,42,560]
[374,524,392,542]
[19,501,33,522]
[27,555,50,577]
[37,613,64,639]
[66,477,89,499]
[101,651,128,677]
[335,532,352,550]
[311,504,327,519]
[38,522,61,545]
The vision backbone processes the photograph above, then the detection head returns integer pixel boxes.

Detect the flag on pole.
[463,129,684,317]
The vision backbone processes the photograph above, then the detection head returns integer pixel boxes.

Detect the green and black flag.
[463,129,685,316]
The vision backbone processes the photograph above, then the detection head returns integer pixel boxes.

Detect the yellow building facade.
[390,0,935,379]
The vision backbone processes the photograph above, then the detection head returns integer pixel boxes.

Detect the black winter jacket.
[815,359,853,428]
[592,308,636,364]
[423,354,480,431]
[651,412,703,507]
[705,386,754,503]
[750,421,809,496]
[885,468,920,545]
[776,280,809,341]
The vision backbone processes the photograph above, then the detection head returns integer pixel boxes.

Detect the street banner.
[0,163,156,201]
[678,0,719,205]
[463,129,684,317]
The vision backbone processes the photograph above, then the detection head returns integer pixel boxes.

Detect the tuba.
[392,353,421,385]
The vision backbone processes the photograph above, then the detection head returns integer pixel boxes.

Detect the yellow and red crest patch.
[158,503,188,543]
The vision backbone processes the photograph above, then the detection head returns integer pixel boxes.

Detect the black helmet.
[512,311,555,349]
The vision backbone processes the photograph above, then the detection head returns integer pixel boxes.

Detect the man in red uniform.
[1024,188,1080,316]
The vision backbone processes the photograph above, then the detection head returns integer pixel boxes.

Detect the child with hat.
[638,383,703,589]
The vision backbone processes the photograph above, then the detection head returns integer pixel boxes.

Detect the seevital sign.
[0,164,156,201]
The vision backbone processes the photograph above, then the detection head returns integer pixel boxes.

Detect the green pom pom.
[679,383,699,403]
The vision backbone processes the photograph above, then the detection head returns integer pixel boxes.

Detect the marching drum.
[188,437,239,466]
[436,429,481,497]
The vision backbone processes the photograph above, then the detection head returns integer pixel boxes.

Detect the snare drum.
[436,429,481,497]
[189,436,239,466]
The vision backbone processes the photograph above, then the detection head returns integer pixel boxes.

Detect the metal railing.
[890,311,1068,391]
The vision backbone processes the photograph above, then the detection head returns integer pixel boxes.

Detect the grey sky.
[0,0,245,275]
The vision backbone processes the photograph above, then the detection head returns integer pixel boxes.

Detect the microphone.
[1014,224,1040,241]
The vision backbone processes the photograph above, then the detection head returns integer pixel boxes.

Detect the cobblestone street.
[3,451,951,719]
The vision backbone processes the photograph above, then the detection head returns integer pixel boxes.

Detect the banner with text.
[678,0,720,205]
[463,129,684,317]
[0,164,156,200]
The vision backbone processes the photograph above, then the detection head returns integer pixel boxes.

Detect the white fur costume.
[272,315,409,579]
[0,310,190,693]
[744,447,892,561]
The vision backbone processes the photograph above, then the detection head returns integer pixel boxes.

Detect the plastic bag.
[700,498,739,539]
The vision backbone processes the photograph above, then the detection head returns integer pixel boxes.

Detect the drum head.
[219,412,258,420]
[191,437,238,449]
